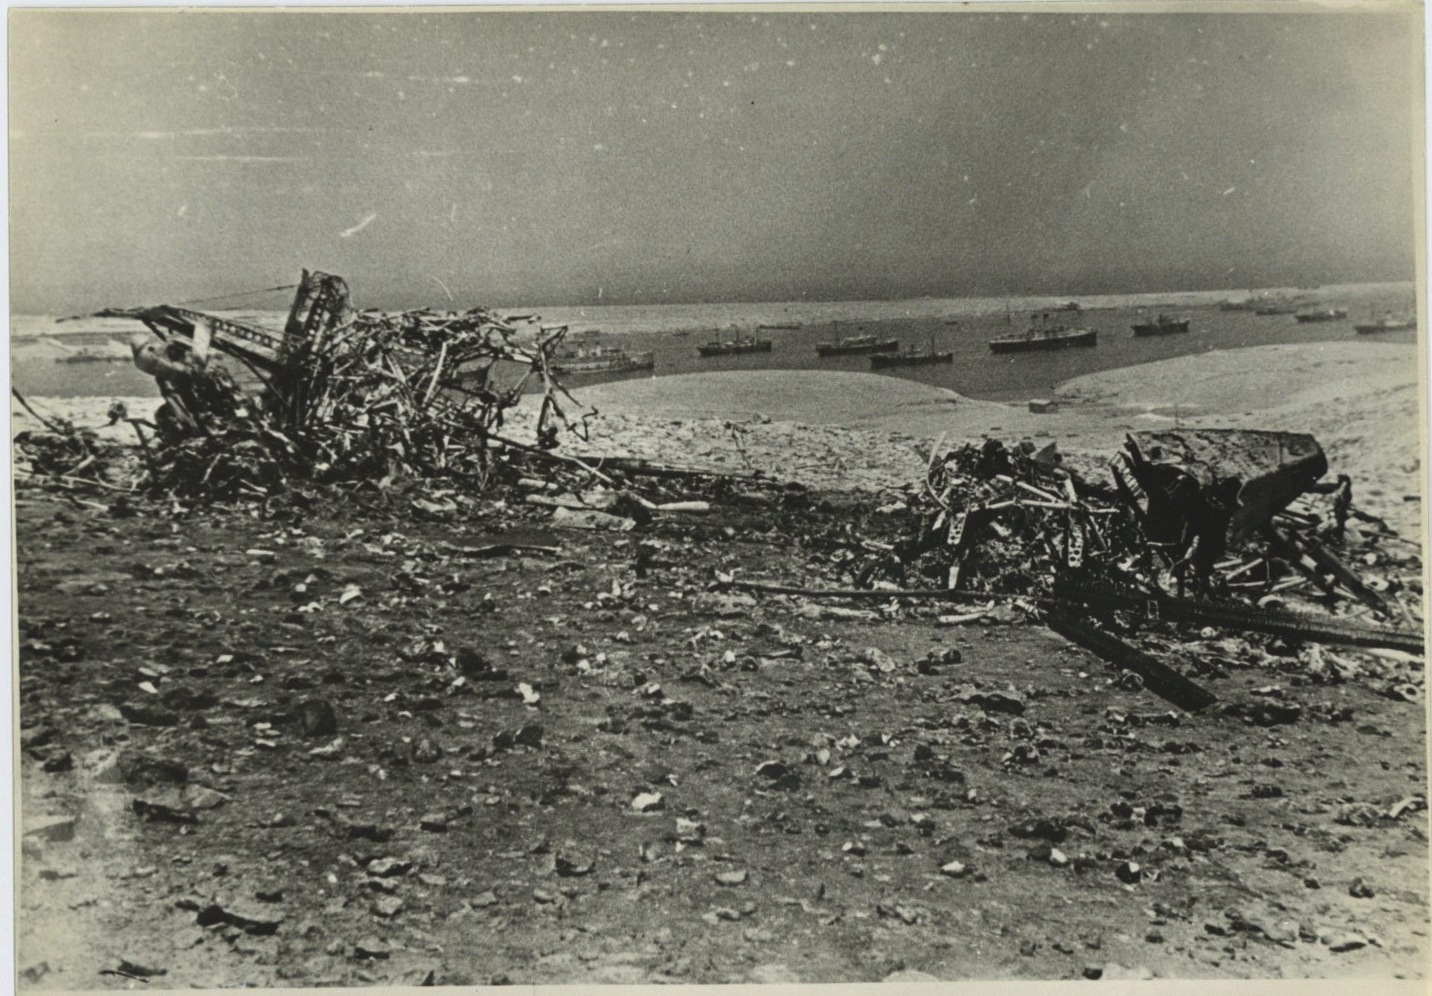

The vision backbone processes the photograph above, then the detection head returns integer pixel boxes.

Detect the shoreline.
[13,340,1422,535]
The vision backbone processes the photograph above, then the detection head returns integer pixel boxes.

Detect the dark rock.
[1349,877,1375,899]
[160,686,218,712]
[132,798,199,825]
[554,853,594,877]
[951,685,1025,715]
[345,822,395,843]
[515,724,544,748]
[294,699,339,738]
[1008,818,1068,844]
[41,751,74,773]
[195,902,283,935]
[119,751,189,788]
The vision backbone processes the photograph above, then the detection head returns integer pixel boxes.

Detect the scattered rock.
[294,699,339,738]
[195,902,283,935]
[631,792,665,813]
[23,815,77,843]
[372,896,404,918]
[353,937,391,960]
[183,785,231,811]
[1115,861,1142,885]
[411,738,444,764]
[367,858,412,878]
[951,685,1025,715]
[1325,932,1368,953]
[713,869,749,886]
[554,853,594,877]
[118,750,189,787]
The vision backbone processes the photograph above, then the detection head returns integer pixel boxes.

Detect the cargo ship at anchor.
[697,335,773,357]
[815,334,900,357]
[548,330,654,375]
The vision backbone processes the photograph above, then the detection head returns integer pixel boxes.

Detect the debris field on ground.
[14,272,1428,986]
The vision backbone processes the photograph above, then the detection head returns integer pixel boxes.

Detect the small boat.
[697,335,773,357]
[1131,314,1191,337]
[758,322,802,331]
[815,334,900,357]
[1294,308,1348,324]
[54,349,127,364]
[988,316,1098,354]
[1353,314,1416,334]
[870,348,953,369]
[548,331,654,375]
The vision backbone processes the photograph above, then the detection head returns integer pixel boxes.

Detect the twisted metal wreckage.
[723,429,1423,709]
[90,269,595,495]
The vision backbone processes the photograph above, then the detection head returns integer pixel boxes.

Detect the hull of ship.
[1294,312,1347,324]
[551,353,655,374]
[697,341,773,357]
[816,338,900,357]
[869,352,953,369]
[1354,321,1415,335]
[988,330,1098,353]
[1131,321,1190,337]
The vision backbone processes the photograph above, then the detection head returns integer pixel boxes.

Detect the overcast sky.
[8,8,1422,312]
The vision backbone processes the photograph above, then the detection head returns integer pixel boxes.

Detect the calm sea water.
[11,282,1416,404]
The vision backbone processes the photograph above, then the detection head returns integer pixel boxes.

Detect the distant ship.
[1131,314,1191,337]
[815,334,900,357]
[988,316,1098,354]
[697,335,773,357]
[54,349,128,364]
[1293,307,1348,324]
[758,322,802,331]
[1051,301,1082,312]
[1218,298,1257,311]
[870,348,953,369]
[1353,314,1416,334]
[1252,295,1306,315]
[549,331,654,375]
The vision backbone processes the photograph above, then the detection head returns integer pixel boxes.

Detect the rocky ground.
[13,343,1429,987]
[15,465,1429,988]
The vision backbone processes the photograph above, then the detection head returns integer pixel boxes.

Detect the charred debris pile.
[720,430,1424,712]
[14,270,597,501]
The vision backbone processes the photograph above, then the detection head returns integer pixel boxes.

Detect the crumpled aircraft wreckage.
[88,270,592,496]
